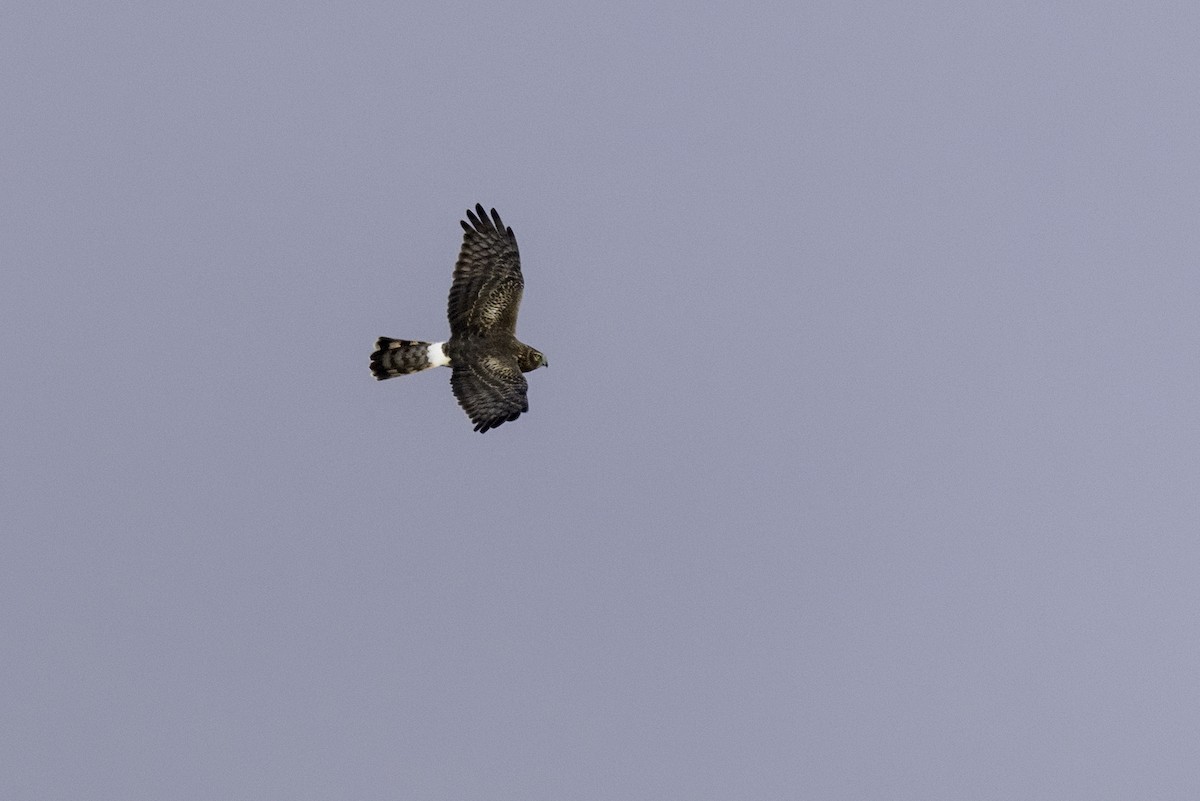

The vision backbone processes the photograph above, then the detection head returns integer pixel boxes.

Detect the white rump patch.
[427,342,451,368]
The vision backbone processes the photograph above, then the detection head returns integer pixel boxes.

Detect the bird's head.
[519,348,548,372]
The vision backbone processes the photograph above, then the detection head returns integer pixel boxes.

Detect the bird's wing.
[447,204,524,336]
[449,354,530,433]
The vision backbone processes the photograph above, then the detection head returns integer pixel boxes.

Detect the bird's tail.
[370,338,450,380]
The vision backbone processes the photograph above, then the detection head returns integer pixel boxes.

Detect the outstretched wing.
[450,355,529,433]
[448,204,524,336]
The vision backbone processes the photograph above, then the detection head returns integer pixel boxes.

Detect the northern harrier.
[370,204,548,433]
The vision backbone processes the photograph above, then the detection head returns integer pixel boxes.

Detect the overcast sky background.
[4,2,1200,799]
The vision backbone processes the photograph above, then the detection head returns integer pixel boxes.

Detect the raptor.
[370,205,547,432]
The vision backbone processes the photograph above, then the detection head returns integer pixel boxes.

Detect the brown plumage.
[371,205,547,433]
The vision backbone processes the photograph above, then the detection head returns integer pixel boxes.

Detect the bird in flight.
[371,204,548,432]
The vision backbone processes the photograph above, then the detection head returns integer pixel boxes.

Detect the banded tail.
[370,338,451,380]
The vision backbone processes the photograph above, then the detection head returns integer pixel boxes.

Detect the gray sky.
[4,2,1200,799]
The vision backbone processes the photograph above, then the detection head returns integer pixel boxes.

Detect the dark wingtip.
[472,409,523,433]
[462,204,512,241]
[464,205,483,232]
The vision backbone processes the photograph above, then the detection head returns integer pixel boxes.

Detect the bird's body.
[371,205,547,433]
